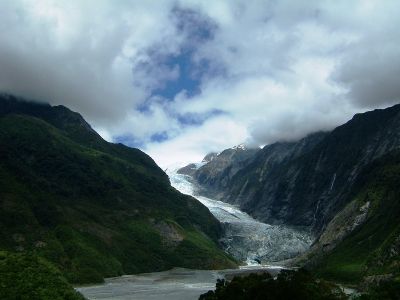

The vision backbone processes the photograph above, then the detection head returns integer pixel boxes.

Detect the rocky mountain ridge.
[182,104,400,234]
[178,145,259,199]
[179,103,400,286]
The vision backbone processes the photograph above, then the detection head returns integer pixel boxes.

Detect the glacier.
[169,169,313,265]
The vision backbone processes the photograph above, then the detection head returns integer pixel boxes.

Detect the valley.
[77,168,296,300]
[1,96,399,300]
[77,266,284,300]
[169,169,313,264]
[1,2,400,299]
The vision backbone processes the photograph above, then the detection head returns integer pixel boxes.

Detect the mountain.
[0,94,236,284]
[187,105,400,233]
[178,145,259,199]
[0,251,85,300]
[183,104,400,286]
[304,150,400,284]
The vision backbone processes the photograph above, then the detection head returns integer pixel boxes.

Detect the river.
[77,168,312,300]
[76,266,284,300]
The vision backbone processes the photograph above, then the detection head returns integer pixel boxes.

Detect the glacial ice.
[169,170,313,265]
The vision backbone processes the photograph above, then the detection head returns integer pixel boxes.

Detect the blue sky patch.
[114,134,144,148]
[152,50,201,99]
[150,131,169,143]
[150,7,218,101]
[177,109,226,126]
[133,7,226,147]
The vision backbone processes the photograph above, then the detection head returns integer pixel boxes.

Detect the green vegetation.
[199,269,347,300]
[0,251,85,300]
[0,96,236,285]
[314,151,400,290]
[356,280,400,300]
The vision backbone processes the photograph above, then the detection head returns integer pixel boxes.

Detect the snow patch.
[232,143,247,151]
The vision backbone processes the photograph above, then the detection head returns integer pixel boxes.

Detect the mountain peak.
[231,143,247,151]
[202,152,218,163]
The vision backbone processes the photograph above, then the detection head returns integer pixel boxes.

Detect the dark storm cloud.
[0,0,181,126]
[333,36,400,108]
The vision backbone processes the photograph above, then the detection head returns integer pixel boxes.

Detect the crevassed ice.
[168,169,313,265]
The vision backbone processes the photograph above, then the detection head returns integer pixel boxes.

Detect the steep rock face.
[177,163,199,177]
[0,95,236,283]
[191,146,259,198]
[303,150,400,284]
[202,152,218,163]
[232,105,400,232]
[177,153,219,177]
[224,132,327,205]
[191,105,400,234]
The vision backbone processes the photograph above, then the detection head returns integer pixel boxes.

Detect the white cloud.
[0,0,181,122]
[0,0,399,167]
[146,115,248,168]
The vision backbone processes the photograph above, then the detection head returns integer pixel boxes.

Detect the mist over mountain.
[180,104,400,288]
[1,1,400,167]
[1,1,400,299]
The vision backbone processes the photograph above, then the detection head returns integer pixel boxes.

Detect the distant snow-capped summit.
[231,143,247,151]
[202,152,218,163]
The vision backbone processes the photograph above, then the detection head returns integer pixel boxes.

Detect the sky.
[0,0,399,167]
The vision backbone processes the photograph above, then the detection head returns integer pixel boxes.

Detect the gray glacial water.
[77,268,219,300]
[77,266,284,300]
[77,168,312,300]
